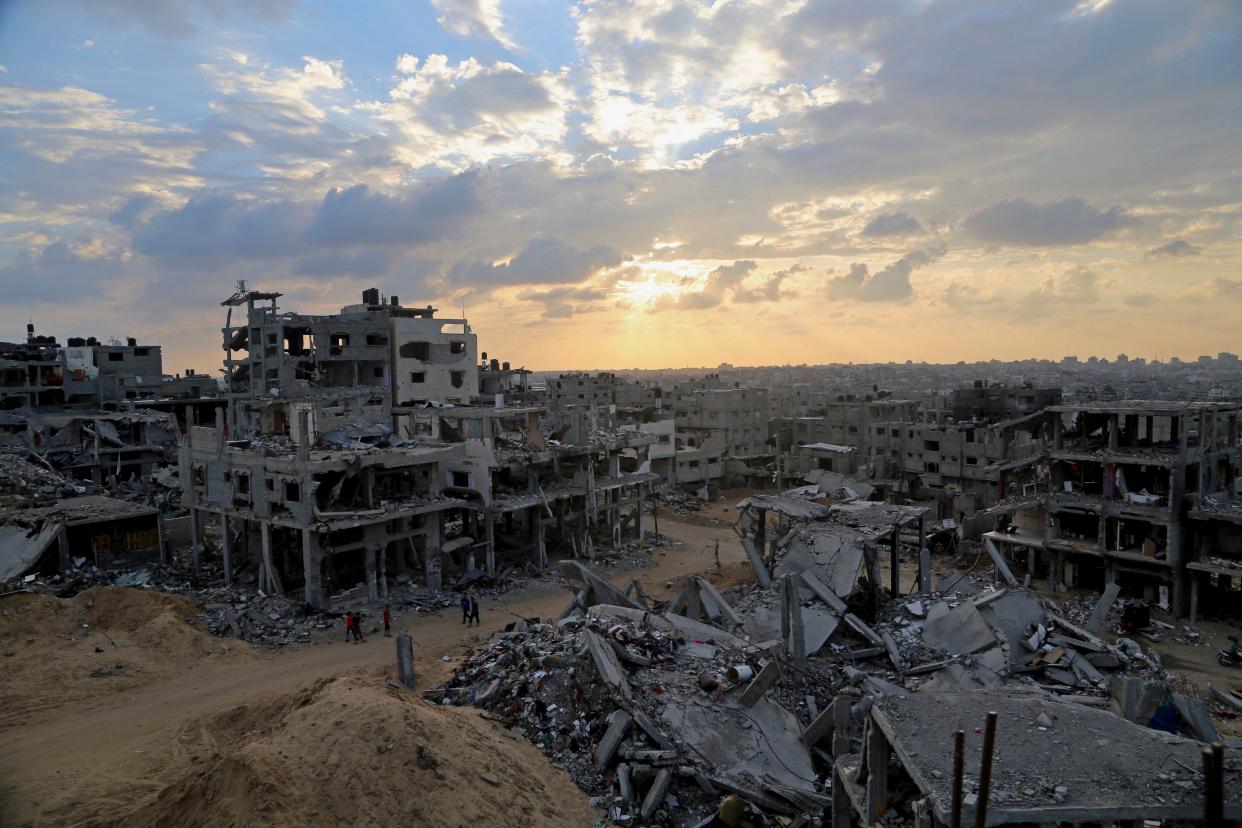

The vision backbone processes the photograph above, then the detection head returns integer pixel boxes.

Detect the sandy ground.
[0,508,744,827]
[4,493,1239,825]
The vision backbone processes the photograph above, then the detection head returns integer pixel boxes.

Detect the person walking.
[460,593,471,625]
[468,595,481,627]
[355,611,366,642]
[382,606,392,637]
[344,611,355,643]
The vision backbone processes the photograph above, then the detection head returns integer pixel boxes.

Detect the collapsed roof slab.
[871,688,1242,824]
[737,494,833,521]
[774,524,867,602]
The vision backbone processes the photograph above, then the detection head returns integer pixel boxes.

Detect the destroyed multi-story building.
[180,287,656,608]
[672,386,770,459]
[950,380,1063,422]
[983,401,1241,618]
[770,397,922,458]
[220,285,478,436]
[2,321,186,411]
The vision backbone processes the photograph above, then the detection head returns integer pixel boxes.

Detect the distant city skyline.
[1,1,1239,373]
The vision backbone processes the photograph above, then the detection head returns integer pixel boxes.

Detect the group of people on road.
[340,593,482,643]
[342,606,394,642]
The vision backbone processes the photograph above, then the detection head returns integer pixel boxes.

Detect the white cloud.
[826,246,945,303]
[430,0,515,49]
[368,55,569,171]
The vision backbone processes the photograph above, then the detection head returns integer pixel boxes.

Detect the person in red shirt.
[382,606,392,637]
[344,611,354,643]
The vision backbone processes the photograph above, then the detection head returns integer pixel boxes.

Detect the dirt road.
[0,509,744,826]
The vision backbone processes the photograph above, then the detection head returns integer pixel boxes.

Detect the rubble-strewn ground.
[0,510,741,826]
[0,587,254,727]
[4,502,1242,825]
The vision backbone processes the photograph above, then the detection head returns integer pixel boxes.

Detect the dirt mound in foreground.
[0,587,251,725]
[94,676,599,828]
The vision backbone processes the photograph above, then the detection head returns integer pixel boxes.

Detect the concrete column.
[260,519,281,594]
[379,544,389,599]
[531,506,546,569]
[1168,525,1185,617]
[1190,571,1200,624]
[57,526,71,571]
[220,514,232,583]
[783,573,806,673]
[637,488,646,542]
[424,511,442,592]
[301,527,323,608]
[890,521,901,598]
[918,514,930,595]
[485,514,495,576]
[396,632,416,690]
[364,545,378,603]
[189,507,202,575]
[610,490,621,551]
[257,521,266,593]
[156,511,168,565]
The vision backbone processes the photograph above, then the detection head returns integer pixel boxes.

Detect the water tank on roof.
[491,359,500,371]
[127,337,137,346]
[362,287,380,305]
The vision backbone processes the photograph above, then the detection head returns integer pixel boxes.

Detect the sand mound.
[95,676,599,828]
[0,586,251,725]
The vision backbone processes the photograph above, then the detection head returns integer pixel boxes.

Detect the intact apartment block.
[181,288,655,608]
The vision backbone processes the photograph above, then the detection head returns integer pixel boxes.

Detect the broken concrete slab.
[935,569,978,597]
[1170,692,1220,743]
[695,576,743,627]
[661,684,817,798]
[558,560,642,610]
[921,600,997,656]
[640,767,672,819]
[798,569,849,615]
[976,588,1046,670]
[1086,581,1122,634]
[594,709,633,768]
[983,536,1019,586]
[584,629,632,701]
[739,659,782,706]
[741,537,773,589]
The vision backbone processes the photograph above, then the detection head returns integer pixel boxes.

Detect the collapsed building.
[179,287,656,608]
[983,401,1242,621]
[436,487,1240,826]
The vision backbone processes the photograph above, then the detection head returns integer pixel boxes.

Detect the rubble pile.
[432,606,824,826]
[651,489,705,516]
[429,497,1239,825]
[0,448,89,504]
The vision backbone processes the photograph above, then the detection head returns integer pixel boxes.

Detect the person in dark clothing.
[382,606,392,637]
[354,612,366,642]
[344,611,355,643]
[468,596,481,627]
[460,593,471,625]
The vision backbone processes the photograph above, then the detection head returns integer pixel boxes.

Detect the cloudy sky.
[0,0,1239,373]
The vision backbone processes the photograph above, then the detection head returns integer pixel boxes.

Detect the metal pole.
[950,729,965,828]
[1204,742,1224,828]
[974,712,998,828]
